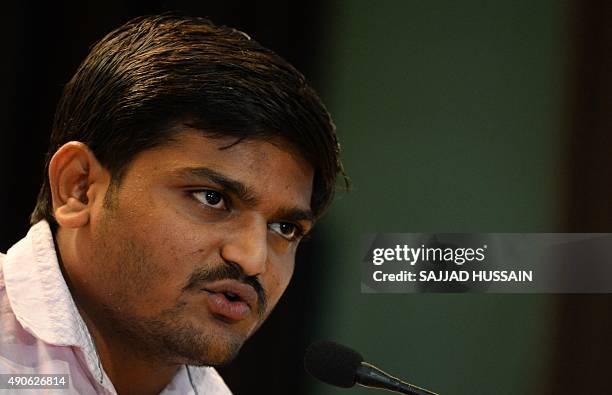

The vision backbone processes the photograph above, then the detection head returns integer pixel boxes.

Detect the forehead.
[124,129,314,208]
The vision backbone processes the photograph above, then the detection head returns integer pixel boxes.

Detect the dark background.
[0,1,330,394]
[1,1,611,394]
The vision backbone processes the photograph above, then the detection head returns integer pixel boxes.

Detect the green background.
[310,1,568,394]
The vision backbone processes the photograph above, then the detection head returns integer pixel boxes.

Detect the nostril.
[220,232,268,277]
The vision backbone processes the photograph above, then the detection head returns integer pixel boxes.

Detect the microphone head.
[304,340,364,388]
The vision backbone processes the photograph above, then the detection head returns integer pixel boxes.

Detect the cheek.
[265,257,295,306]
[127,224,216,294]
[95,208,204,308]
[123,194,217,265]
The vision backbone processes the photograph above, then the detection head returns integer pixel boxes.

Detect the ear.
[48,142,107,228]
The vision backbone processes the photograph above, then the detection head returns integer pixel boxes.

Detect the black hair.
[31,14,346,225]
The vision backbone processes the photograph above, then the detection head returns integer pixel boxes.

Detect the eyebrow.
[273,206,315,225]
[176,167,315,224]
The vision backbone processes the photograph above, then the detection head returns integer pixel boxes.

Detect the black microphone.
[304,340,438,395]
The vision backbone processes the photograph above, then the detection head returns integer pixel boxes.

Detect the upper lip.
[202,280,258,309]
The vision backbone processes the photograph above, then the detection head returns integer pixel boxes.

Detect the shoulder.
[0,253,8,310]
[0,252,27,372]
[0,252,5,290]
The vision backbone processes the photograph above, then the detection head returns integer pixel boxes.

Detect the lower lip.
[204,291,251,321]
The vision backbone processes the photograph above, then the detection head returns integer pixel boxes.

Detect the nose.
[220,215,268,277]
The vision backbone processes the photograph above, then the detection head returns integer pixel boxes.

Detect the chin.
[186,347,243,367]
[160,320,248,367]
[181,337,245,367]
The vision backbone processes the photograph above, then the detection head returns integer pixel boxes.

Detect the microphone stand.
[355,363,439,395]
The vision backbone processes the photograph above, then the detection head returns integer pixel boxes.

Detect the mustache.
[182,261,267,314]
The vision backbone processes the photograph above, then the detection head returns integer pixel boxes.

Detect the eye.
[192,189,226,210]
[268,222,303,241]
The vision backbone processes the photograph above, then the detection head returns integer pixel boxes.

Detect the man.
[0,15,345,395]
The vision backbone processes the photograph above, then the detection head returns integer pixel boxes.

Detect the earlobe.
[48,142,105,228]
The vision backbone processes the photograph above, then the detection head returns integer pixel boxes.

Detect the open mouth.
[200,280,258,322]
[222,291,241,302]
[202,289,251,322]
[202,289,245,304]
[201,280,258,309]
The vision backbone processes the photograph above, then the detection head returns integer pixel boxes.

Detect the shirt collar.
[3,220,111,388]
[4,220,89,346]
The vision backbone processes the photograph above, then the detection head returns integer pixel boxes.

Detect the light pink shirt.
[0,221,232,395]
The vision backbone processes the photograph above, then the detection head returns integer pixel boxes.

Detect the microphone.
[304,340,438,395]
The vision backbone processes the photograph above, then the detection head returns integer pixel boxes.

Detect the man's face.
[75,129,314,366]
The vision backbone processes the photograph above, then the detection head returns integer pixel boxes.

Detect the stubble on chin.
[100,299,246,367]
